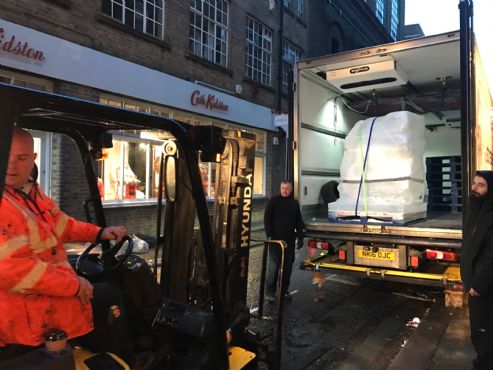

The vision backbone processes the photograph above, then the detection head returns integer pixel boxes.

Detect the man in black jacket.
[461,170,493,370]
[264,181,304,301]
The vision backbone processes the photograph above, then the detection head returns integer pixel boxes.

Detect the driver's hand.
[101,226,128,243]
[77,276,93,305]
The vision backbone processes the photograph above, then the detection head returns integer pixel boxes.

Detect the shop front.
[0,18,274,240]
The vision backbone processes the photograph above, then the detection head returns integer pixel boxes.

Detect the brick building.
[0,0,404,239]
[307,0,405,58]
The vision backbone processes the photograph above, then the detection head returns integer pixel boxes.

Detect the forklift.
[0,83,287,369]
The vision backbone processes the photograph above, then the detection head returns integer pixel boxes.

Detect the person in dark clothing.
[461,170,493,370]
[264,181,304,301]
[320,180,340,208]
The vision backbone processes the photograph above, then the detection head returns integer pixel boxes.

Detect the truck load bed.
[305,210,462,251]
[308,211,461,230]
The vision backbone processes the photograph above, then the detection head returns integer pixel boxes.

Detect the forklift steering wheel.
[76,235,134,278]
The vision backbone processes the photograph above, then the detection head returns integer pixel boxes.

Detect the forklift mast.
[213,130,256,317]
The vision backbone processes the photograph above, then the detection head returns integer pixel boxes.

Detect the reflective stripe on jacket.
[0,186,101,346]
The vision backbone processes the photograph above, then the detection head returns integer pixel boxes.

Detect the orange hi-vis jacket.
[0,185,102,347]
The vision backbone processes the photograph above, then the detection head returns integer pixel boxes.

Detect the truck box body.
[293,30,492,287]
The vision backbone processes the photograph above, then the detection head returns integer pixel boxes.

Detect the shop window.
[253,131,266,196]
[0,71,53,92]
[99,95,267,198]
[254,156,264,195]
[98,137,164,203]
[199,128,266,198]
[31,132,52,195]
[0,71,53,193]
[199,161,216,197]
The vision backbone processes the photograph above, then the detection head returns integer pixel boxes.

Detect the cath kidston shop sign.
[0,26,45,63]
[190,90,229,112]
[0,19,273,130]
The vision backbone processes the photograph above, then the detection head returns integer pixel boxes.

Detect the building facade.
[307,0,406,59]
[0,0,404,240]
[0,0,310,237]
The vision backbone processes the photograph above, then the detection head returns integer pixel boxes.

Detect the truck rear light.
[410,255,419,268]
[308,239,329,250]
[338,249,346,261]
[424,249,458,262]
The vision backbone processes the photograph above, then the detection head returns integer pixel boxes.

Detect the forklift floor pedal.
[83,353,126,370]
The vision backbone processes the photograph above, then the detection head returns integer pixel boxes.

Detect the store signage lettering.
[190,90,229,112]
[0,27,45,62]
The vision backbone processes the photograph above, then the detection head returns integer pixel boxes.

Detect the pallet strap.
[355,117,377,217]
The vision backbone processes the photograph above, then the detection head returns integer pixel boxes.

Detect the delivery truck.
[293,2,492,298]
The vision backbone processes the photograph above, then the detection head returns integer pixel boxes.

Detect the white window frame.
[189,0,229,67]
[282,39,302,93]
[390,0,399,40]
[102,0,166,40]
[375,0,385,24]
[246,17,272,86]
[295,0,304,19]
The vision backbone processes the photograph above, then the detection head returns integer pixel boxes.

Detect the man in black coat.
[461,170,493,369]
[264,181,304,301]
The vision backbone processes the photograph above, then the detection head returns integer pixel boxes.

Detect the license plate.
[357,249,395,261]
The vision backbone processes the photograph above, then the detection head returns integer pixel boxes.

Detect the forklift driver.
[0,127,151,369]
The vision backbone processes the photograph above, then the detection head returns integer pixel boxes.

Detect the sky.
[405,0,493,91]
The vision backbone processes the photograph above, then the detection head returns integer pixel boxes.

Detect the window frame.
[390,0,399,40]
[245,16,273,86]
[189,0,229,67]
[97,134,167,205]
[102,0,166,40]
[295,0,304,19]
[282,39,303,94]
[375,0,385,24]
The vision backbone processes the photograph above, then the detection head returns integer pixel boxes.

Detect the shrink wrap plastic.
[329,111,427,222]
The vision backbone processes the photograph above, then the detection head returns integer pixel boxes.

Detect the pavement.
[390,300,476,370]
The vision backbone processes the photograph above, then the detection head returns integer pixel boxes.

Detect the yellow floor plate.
[73,346,130,370]
[229,346,256,370]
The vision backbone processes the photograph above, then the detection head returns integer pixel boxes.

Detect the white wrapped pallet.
[329,111,427,223]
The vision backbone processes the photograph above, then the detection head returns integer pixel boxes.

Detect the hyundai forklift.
[0,83,285,370]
